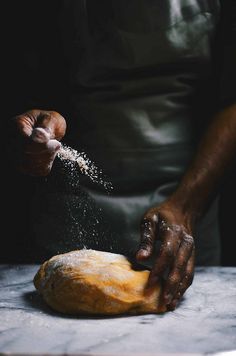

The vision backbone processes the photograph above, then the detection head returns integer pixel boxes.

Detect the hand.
[136,200,195,310]
[9,109,67,176]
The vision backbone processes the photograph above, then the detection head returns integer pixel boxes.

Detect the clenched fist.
[9,109,66,176]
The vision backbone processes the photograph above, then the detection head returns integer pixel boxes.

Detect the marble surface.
[0,265,236,356]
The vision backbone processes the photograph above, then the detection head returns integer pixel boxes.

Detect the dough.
[34,249,166,315]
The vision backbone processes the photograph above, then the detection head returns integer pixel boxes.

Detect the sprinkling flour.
[30,143,118,255]
[57,144,113,193]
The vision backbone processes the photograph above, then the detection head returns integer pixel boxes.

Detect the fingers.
[137,205,195,311]
[29,128,61,152]
[162,233,194,305]
[136,213,158,261]
[167,248,195,311]
[12,111,37,138]
[36,111,66,140]
[10,110,66,176]
[21,126,61,161]
[31,127,52,144]
[147,227,182,287]
[19,137,62,176]
[13,110,66,140]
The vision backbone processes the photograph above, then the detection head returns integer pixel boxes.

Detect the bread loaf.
[34,249,166,315]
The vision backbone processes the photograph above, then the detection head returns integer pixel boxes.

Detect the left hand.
[136,200,195,310]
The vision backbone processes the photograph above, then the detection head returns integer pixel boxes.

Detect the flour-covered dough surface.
[34,249,166,315]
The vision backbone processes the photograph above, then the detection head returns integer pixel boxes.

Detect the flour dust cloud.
[57,144,113,193]
[42,143,117,255]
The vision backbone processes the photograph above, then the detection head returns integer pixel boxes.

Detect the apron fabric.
[33,0,221,265]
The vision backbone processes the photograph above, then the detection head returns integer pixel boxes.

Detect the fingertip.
[167,299,178,311]
[47,139,61,152]
[31,127,51,143]
[136,248,151,261]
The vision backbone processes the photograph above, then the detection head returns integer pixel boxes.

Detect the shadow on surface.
[23,291,168,320]
[23,291,59,316]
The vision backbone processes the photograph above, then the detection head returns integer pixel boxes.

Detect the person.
[2,0,236,311]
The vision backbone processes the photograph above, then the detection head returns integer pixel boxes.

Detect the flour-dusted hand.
[136,104,236,310]
[136,200,195,311]
[10,109,67,176]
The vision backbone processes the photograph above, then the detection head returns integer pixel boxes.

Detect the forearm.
[169,104,236,222]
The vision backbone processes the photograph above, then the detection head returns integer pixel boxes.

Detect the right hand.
[9,109,67,176]
[136,199,195,311]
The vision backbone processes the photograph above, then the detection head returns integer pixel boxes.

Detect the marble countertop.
[0,265,236,356]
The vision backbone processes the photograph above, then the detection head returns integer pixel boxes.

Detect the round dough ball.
[34,249,166,315]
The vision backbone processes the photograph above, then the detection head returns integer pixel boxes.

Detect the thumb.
[46,139,62,153]
[31,127,52,144]
[136,214,158,261]
[30,128,61,155]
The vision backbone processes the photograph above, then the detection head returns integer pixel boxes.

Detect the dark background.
[1,1,236,266]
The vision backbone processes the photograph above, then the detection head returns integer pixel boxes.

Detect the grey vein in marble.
[0,265,236,355]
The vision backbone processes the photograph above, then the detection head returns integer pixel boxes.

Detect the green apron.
[33,0,221,265]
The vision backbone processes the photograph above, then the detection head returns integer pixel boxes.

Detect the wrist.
[167,183,208,225]
[157,195,196,233]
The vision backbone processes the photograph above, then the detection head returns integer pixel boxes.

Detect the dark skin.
[137,104,236,310]
[11,104,236,310]
[10,110,66,176]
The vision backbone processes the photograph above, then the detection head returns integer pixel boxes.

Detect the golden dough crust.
[34,249,166,315]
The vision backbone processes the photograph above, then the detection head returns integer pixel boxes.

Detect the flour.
[38,144,117,254]
[57,144,113,192]
[42,249,128,288]
[48,249,127,270]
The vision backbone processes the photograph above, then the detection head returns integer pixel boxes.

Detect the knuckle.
[141,217,151,230]
[143,209,159,224]
[182,233,194,247]
[140,212,159,248]
[139,238,152,250]
[50,110,59,116]
[168,274,179,286]
[161,244,173,258]
[140,228,154,246]
[176,291,182,299]
[175,261,184,271]
[141,216,153,229]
